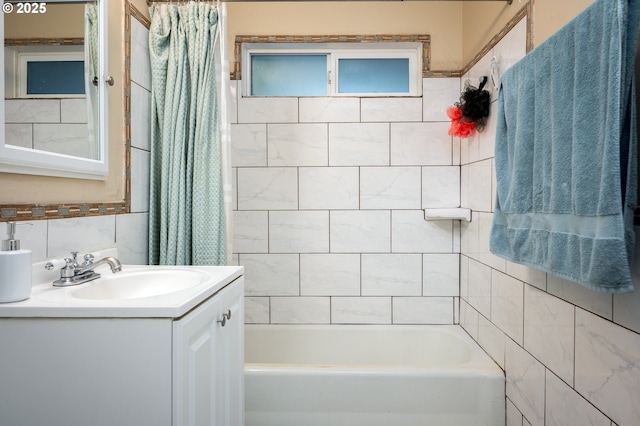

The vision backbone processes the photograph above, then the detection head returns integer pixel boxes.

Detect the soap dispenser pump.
[0,222,32,303]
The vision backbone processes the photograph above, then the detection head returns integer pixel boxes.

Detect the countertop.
[0,251,244,318]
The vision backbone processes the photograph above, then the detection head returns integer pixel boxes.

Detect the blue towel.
[490,0,639,293]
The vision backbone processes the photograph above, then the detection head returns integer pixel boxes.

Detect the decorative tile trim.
[130,3,151,28]
[232,34,431,81]
[5,38,83,46]
[0,203,127,221]
[459,1,532,76]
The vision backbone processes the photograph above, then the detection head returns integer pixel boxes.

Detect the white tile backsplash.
[33,124,91,158]
[47,215,116,258]
[60,99,88,124]
[331,297,392,324]
[545,370,610,426]
[390,122,452,166]
[115,213,149,265]
[468,258,492,318]
[329,122,390,166]
[14,220,48,262]
[267,123,328,166]
[237,167,298,210]
[360,167,422,209]
[361,254,422,296]
[468,159,493,211]
[5,99,59,123]
[230,123,267,167]
[268,210,329,253]
[506,261,547,291]
[244,296,270,323]
[130,82,151,151]
[361,97,423,122]
[575,309,640,426]
[270,297,330,324]
[391,210,453,253]
[506,398,522,426]
[422,77,461,122]
[5,124,32,148]
[460,299,479,340]
[299,167,359,210]
[233,211,269,254]
[547,273,613,320]
[300,254,360,296]
[506,339,545,426]
[491,270,524,344]
[524,285,575,385]
[130,147,150,213]
[421,166,461,208]
[299,97,360,123]
[422,254,459,296]
[478,315,506,369]
[613,288,640,334]
[240,253,299,296]
[330,210,391,253]
[130,18,152,90]
[234,71,470,327]
[238,97,298,123]
[392,297,454,324]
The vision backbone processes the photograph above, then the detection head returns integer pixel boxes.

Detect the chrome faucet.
[46,251,122,287]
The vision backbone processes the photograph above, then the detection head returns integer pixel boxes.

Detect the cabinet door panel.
[173,295,222,426]
[173,277,244,426]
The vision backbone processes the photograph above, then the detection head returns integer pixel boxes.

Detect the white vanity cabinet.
[173,277,244,426]
[0,272,244,426]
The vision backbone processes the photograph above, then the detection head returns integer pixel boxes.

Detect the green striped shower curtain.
[148,3,227,265]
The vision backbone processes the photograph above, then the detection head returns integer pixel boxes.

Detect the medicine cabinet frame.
[0,0,109,180]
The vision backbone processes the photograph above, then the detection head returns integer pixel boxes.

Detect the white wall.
[231,77,463,325]
[459,18,640,426]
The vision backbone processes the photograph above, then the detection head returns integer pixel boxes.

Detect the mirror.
[0,0,108,180]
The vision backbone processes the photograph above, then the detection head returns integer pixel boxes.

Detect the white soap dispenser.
[0,222,32,303]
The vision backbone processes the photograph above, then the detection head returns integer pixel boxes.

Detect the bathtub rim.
[244,323,504,375]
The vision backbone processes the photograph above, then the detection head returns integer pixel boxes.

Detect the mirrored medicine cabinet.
[0,0,109,180]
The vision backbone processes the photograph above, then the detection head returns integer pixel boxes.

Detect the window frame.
[18,50,85,98]
[242,42,423,97]
[4,45,86,99]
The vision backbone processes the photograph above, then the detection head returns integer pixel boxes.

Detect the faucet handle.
[45,258,66,270]
[83,253,95,266]
[44,253,78,271]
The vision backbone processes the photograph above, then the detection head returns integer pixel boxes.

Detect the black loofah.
[455,77,491,132]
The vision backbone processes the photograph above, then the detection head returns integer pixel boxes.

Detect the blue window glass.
[251,54,327,96]
[27,61,85,95]
[338,58,409,94]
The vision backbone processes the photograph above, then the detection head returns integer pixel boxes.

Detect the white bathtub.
[245,324,505,426]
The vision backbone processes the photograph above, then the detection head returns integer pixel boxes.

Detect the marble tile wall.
[232,73,462,325]
[6,98,92,157]
[14,16,151,267]
[459,18,640,426]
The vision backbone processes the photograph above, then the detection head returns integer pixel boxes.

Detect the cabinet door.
[173,277,244,426]
[173,292,222,425]
[215,278,244,426]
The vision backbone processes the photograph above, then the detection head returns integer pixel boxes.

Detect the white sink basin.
[71,268,211,300]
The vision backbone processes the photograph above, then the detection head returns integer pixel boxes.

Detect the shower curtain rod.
[148,0,514,3]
